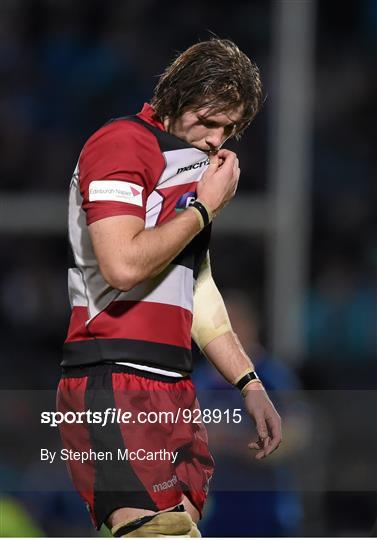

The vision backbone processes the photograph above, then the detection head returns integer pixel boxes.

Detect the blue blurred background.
[0,0,375,536]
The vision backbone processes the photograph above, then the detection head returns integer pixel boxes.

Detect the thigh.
[182,494,200,523]
[57,365,175,529]
[107,505,176,529]
[58,364,194,529]
[107,498,198,533]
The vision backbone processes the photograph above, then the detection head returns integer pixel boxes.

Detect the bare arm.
[89,210,202,290]
[192,252,256,381]
[191,256,282,460]
[89,149,239,290]
[203,330,256,383]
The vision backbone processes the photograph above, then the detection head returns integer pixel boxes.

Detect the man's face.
[164,105,243,153]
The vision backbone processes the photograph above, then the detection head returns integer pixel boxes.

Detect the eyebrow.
[197,114,236,127]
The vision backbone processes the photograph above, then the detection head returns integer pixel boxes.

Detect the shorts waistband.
[61,362,191,383]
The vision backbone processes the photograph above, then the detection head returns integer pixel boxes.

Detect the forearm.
[128,208,202,282]
[205,331,282,460]
[203,331,256,385]
[192,254,255,384]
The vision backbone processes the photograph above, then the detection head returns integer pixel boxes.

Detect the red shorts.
[57,363,214,529]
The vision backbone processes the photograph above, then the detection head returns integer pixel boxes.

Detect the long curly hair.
[151,38,263,139]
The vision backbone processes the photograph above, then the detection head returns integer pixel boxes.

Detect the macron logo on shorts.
[152,474,178,493]
[89,180,143,206]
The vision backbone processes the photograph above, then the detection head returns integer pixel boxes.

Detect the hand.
[244,382,282,460]
[196,149,240,215]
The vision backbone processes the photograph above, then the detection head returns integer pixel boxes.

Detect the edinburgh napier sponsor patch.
[88,180,143,206]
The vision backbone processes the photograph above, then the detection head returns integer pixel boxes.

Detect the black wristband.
[236,371,260,391]
[190,200,210,227]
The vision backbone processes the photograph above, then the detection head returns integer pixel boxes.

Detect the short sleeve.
[78,119,165,225]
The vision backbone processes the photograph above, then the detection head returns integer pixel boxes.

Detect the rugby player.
[57,38,282,537]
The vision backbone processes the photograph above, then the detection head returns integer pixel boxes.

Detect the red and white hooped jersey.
[63,103,211,372]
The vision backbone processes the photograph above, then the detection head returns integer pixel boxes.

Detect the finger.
[248,442,262,450]
[233,168,240,185]
[252,437,272,458]
[248,441,269,460]
[264,417,282,456]
[232,176,239,193]
[265,437,281,456]
[207,152,219,171]
[220,155,236,175]
[217,148,235,159]
[258,437,270,459]
[232,156,239,173]
[231,165,240,187]
[255,417,269,442]
[218,151,237,170]
[263,436,270,450]
[248,442,265,460]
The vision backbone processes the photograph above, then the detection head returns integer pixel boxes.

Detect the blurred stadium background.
[0,0,375,537]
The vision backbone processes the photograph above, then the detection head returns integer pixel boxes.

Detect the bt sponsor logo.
[175,191,196,213]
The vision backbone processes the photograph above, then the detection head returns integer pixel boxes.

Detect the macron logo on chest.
[88,180,143,206]
[176,158,209,175]
[157,148,209,189]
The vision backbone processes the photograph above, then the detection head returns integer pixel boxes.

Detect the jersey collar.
[137,103,165,131]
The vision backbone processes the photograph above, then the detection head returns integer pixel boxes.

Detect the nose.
[205,128,224,151]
